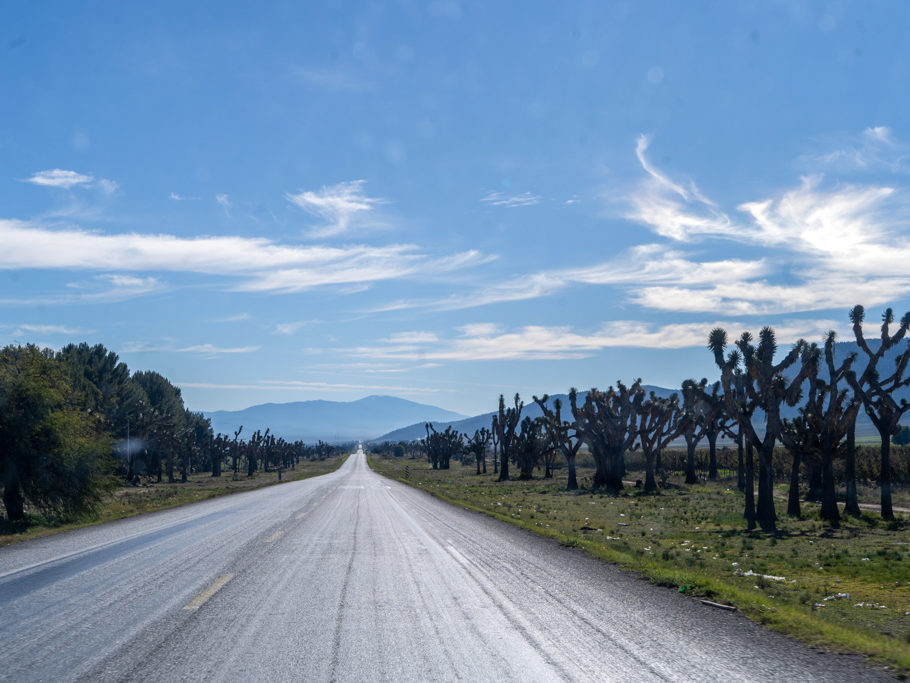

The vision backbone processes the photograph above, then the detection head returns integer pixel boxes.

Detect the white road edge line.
[183,573,234,611]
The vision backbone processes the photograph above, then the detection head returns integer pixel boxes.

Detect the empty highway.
[0,450,887,681]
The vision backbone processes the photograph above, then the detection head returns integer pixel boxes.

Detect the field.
[369,453,910,675]
[0,454,349,547]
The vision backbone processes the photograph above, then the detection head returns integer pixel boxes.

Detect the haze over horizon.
[3,2,910,416]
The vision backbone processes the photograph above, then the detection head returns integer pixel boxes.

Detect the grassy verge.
[369,455,910,676]
[0,454,348,547]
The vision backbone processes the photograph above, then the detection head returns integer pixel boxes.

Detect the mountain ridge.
[205,395,467,444]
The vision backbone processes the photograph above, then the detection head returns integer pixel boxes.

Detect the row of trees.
[0,342,345,524]
[415,306,909,532]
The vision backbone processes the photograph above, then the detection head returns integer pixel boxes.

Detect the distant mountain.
[376,343,910,443]
[376,386,676,442]
[205,395,467,444]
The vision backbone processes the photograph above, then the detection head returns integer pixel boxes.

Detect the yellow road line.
[264,530,284,543]
[295,511,306,520]
[183,573,234,611]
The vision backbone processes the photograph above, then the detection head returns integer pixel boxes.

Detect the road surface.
[0,449,889,681]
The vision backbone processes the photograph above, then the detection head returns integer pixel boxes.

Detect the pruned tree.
[424,423,464,470]
[534,395,583,491]
[846,305,910,521]
[635,392,679,493]
[570,381,642,493]
[710,327,810,531]
[466,428,491,475]
[513,416,547,480]
[493,394,522,482]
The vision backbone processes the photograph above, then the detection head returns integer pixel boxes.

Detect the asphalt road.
[0,449,890,682]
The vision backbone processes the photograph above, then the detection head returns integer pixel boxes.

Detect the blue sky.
[2,1,910,416]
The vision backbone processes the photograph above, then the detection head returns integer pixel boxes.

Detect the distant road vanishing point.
[0,449,888,681]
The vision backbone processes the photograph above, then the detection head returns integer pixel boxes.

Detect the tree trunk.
[844,427,860,517]
[655,444,662,472]
[756,442,777,531]
[820,436,840,526]
[212,452,222,478]
[644,450,657,493]
[497,448,509,481]
[744,440,756,530]
[566,453,578,491]
[593,446,624,493]
[707,432,718,481]
[685,436,697,485]
[787,448,801,518]
[476,454,481,475]
[736,430,745,492]
[880,432,894,521]
[2,480,25,522]
[805,460,822,501]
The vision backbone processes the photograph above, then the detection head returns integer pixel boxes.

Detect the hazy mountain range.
[206,341,907,444]
[205,395,466,444]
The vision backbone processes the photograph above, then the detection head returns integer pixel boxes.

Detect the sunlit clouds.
[347,319,841,362]
[286,179,384,237]
[0,219,487,298]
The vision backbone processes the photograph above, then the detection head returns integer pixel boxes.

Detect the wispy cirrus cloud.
[345,319,840,362]
[22,169,118,194]
[273,319,319,335]
[1,323,87,338]
[24,169,94,188]
[804,126,909,172]
[176,379,443,394]
[480,190,540,207]
[170,192,200,201]
[286,180,384,237]
[617,134,910,314]
[122,341,259,355]
[0,219,487,300]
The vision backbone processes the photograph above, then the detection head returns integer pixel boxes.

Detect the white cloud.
[170,192,200,201]
[273,320,318,335]
[807,126,907,171]
[23,169,117,193]
[96,178,119,195]
[179,344,259,354]
[24,169,94,188]
[346,319,841,362]
[286,180,383,237]
[626,136,740,241]
[213,313,251,323]
[177,379,443,394]
[1,323,86,338]
[864,126,892,144]
[121,342,259,355]
[0,219,486,296]
[480,191,540,207]
[368,245,768,313]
